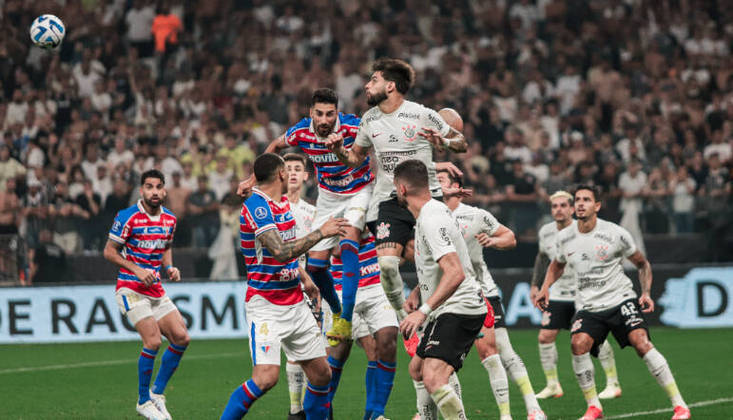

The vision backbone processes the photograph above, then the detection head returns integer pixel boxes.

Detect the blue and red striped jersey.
[108,201,177,298]
[330,233,380,291]
[240,187,303,306]
[285,113,373,195]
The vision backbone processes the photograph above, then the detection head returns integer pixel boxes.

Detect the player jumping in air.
[530,191,621,400]
[395,160,486,420]
[239,88,372,346]
[534,185,690,420]
[326,58,467,333]
[220,153,348,420]
[103,169,189,420]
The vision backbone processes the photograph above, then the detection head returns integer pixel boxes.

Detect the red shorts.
[483,297,495,328]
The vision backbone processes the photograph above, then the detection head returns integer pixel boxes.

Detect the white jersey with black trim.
[554,218,638,312]
[451,202,501,298]
[289,197,316,267]
[414,199,487,320]
[355,100,451,216]
[538,220,577,301]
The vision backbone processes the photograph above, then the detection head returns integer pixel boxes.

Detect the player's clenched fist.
[319,217,349,237]
[167,266,181,282]
[237,176,255,198]
[325,132,344,152]
[134,267,157,286]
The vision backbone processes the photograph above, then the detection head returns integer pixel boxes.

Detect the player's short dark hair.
[372,58,415,94]
[283,153,307,167]
[140,169,165,186]
[437,168,463,188]
[253,153,285,183]
[311,88,338,107]
[394,159,428,190]
[574,184,601,202]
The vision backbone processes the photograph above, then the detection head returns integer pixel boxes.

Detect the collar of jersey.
[137,199,161,221]
[309,113,342,141]
[252,187,287,208]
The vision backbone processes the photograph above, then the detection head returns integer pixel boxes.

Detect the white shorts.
[246,296,327,365]
[311,184,373,252]
[115,287,177,326]
[334,284,399,339]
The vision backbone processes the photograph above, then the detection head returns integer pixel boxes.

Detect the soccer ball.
[29,14,65,50]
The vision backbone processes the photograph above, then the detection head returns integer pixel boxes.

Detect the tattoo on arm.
[445,129,467,152]
[531,252,550,287]
[638,259,652,295]
[258,228,324,262]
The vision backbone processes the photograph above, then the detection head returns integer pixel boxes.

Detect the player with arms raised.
[103,169,189,420]
[326,58,467,329]
[220,153,348,420]
[531,191,621,400]
[534,185,690,420]
[240,88,372,345]
[395,160,486,420]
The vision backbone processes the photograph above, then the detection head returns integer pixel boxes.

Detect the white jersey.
[414,199,487,320]
[555,218,638,312]
[451,203,501,298]
[290,197,316,267]
[538,221,577,301]
[355,100,451,218]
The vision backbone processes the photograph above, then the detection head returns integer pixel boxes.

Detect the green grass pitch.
[1,328,731,419]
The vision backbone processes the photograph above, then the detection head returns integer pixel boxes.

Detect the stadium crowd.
[0,0,731,272]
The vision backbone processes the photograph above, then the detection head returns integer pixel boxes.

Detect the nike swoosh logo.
[372,133,381,138]
[568,252,575,256]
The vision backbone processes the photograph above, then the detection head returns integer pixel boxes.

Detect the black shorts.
[540,300,576,330]
[570,299,649,357]
[370,197,415,247]
[416,312,485,371]
[486,296,506,328]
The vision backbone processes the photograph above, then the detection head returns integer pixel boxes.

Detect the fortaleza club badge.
[376,222,391,240]
[402,125,417,142]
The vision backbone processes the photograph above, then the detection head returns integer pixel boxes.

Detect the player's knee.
[571,335,593,355]
[309,364,332,387]
[408,357,423,381]
[173,331,190,347]
[252,371,279,392]
[476,338,498,359]
[376,327,398,360]
[630,331,653,357]
[144,336,162,351]
[538,329,556,344]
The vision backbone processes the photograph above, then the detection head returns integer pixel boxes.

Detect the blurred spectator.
[0,178,20,234]
[670,166,697,234]
[49,180,86,254]
[208,177,242,280]
[187,175,219,248]
[618,159,647,255]
[76,180,102,251]
[152,5,182,54]
[0,145,25,190]
[506,159,540,235]
[28,229,70,284]
[21,179,49,248]
[125,0,156,57]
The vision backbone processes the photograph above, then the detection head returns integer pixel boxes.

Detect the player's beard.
[396,192,408,208]
[316,123,333,137]
[366,88,388,106]
[143,195,161,209]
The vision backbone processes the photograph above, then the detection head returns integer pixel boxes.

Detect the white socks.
[286,362,305,413]
[643,348,686,407]
[572,353,601,409]
[431,384,467,420]
[413,380,438,420]
[598,340,619,386]
[482,354,511,416]
[496,328,541,412]
[449,372,462,399]
[539,342,559,385]
[378,255,408,320]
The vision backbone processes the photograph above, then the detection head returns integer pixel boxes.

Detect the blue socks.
[304,382,331,419]
[372,359,396,417]
[138,347,158,404]
[363,360,378,420]
[220,379,263,420]
[327,356,345,403]
[153,343,187,394]
[308,258,342,314]
[338,239,359,322]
